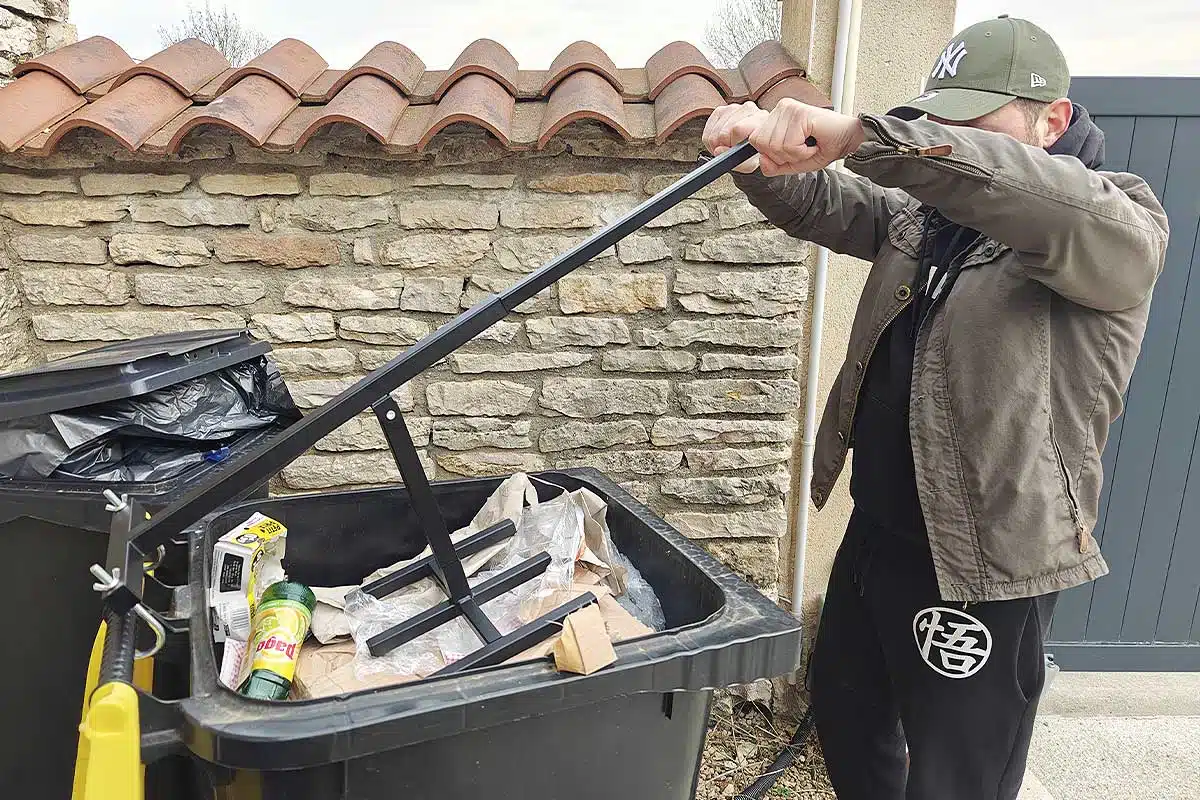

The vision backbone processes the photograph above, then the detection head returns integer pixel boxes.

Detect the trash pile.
[210,473,666,701]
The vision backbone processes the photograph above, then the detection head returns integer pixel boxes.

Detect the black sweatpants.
[810,512,1057,800]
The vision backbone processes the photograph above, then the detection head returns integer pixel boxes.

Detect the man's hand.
[704,99,867,177]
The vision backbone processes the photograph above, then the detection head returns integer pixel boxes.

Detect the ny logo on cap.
[932,41,968,79]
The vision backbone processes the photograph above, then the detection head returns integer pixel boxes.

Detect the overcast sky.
[71,0,1198,75]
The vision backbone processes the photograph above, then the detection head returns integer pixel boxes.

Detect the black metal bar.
[361,519,517,599]
[458,596,502,643]
[432,592,599,676]
[124,142,759,562]
[367,552,552,656]
[371,396,471,600]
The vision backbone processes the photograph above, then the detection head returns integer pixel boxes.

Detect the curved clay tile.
[301,69,343,101]
[167,74,299,151]
[215,38,328,98]
[418,73,514,150]
[326,41,426,98]
[433,38,518,100]
[294,75,409,149]
[0,71,86,152]
[539,69,631,149]
[757,75,832,111]
[653,72,724,144]
[738,40,804,100]
[14,35,135,94]
[45,75,191,152]
[110,38,230,97]
[645,41,732,101]
[541,41,622,95]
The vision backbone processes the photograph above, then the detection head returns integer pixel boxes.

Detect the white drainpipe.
[790,0,862,617]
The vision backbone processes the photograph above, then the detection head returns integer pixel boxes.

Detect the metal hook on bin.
[103,489,129,513]
[89,564,167,661]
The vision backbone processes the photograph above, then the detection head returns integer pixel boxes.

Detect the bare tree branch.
[704,0,783,69]
[158,2,271,66]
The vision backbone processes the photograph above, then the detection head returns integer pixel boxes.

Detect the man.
[703,16,1168,800]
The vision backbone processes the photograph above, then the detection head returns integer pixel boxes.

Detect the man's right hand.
[703,102,769,173]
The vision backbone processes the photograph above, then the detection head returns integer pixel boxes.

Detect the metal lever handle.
[91,564,167,661]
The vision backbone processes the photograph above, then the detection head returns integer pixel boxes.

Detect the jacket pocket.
[1050,426,1089,552]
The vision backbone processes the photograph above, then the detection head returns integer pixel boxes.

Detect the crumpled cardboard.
[553,604,616,675]
[292,639,421,699]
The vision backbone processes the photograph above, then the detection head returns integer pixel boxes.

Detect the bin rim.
[177,469,803,771]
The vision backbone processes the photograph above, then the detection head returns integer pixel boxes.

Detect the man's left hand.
[745,99,867,176]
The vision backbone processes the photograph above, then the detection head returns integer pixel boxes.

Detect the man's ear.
[1042,98,1074,147]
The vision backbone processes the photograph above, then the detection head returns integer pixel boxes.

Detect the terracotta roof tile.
[46,75,191,151]
[434,38,518,100]
[0,70,85,152]
[15,36,134,93]
[645,41,731,101]
[539,70,630,149]
[0,36,822,158]
[420,73,514,150]
[544,41,621,94]
[653,73,724,144]
[111,38,231,97]
[216,38,328,97]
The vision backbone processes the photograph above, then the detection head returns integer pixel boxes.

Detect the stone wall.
[0,1,75,84]
[0,124,810,595]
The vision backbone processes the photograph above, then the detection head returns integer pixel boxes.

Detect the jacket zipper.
[848,116,992,179]
[1050,431,1089,551]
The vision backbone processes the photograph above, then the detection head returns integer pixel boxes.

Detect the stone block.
[555,450,682,475]
[397,200,499,230]
[432,418,532,450]
[643,173,737,199]
[2,200,126,226]
[406,173,516,189]
[284,275,403,310]
[199,173,300,196]
[492,234,584,273]
[447,351,592,374]
[528,173,633,193]
[309,173,393,196]
[353,238,377,265]
[665,503,788,539]
[700,353,800,372]
[473,321,520,344]
[649,418,795,446]
[286,197,390,231]
[0,10,35,54]
[616,235,670,264]
[715,199,767,228]
[19,268,128,305]
[600,350,696,373]
[436,451,548,478]
[675,266,808,317]
[214,234,340,267]
[281,451,433,490]
[558,273,667,314]
[400,276,462,313]
[359,348,402,371]
[539,377,670,418]
[426,380,535,417]
[684,229,808,263]
[659,474,790,505]
[32,310,243,341]
[685,446,792,472]
[382,232,490,269]
[130,199,250,227]
[617,481,656,505]
[10,234,106,264]
[134,273,265,306]
[4,1,67,22]
[315,415,431,451]
[525,317,630,348]
[338,315,431,345]
[107,233,210,268]
[702,539,779,589]
[642,200,708,228]
[80,174,190,196]
[677,379,801,415]
[249,312,336,343]
[500,201,596,229]
[460,273,550,314]
[635,319,805,349]
[538,420,649,453]
[271,347,358,376]
[0,173,76,194]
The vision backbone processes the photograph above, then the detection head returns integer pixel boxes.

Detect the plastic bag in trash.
[0,356,300,482]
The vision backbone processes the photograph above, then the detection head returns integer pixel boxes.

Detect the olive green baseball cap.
[889,16,1070,122]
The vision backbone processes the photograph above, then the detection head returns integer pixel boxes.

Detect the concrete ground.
[1018,672,1200,800]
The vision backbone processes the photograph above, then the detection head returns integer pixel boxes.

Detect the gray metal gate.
[1047,78,1200,671]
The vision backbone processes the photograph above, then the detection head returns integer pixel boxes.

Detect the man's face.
[929,102,1041,146]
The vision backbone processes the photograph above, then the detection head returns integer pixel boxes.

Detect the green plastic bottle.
[237,581,316,701]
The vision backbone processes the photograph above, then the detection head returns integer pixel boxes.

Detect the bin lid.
[0,329,272,423]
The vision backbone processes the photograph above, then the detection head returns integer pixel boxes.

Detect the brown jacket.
[734,114,1170,602]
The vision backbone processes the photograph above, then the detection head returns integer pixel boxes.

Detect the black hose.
[735,705,817,799]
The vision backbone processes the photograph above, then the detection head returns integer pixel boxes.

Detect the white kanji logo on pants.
[913,607,993,678]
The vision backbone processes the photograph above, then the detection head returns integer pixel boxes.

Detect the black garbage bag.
[0,356,301,482]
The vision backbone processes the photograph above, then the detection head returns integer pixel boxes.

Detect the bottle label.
[247,599,311,684]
